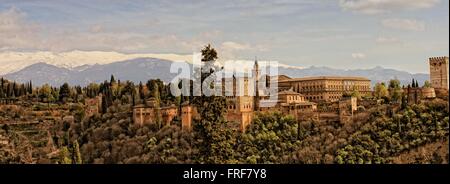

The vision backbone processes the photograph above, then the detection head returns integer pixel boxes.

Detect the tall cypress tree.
[192,44,236,164]
[110,75,116,84]
[139,81,145,101]
[72,140,82,164]
[0,86,4,98]
[28,80,33,94]
[153,84,162,128]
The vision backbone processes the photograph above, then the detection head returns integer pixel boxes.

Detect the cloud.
[381,18,425,31]
[0,7,40,50]
[89,24,103,33]
[376,36,400,44]
[44,31,201,53]
[218,41,269,60]
[0,7,204,53]
[339,0,440,14]
[351,53,366,59]
[221,41,252,51]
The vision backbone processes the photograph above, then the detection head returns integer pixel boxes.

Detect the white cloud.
[376,36,400,44]
[0,7,207,53]
[0,8,203,53]
[339,0,440,14]
[219,41,269,60]
[221,41,252,51]
[0,7,40,50]
[351,53,366,59]
[381,18,425,31]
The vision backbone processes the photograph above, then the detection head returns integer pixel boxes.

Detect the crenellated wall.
[429,56,449,90]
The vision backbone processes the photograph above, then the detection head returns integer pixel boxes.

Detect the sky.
[0,0,448,73]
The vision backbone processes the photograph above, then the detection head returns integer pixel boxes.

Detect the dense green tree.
[39,84,53,102]
[374,83,389,99]
[335,99,449,164]
[423,80,432,88]
[191,44,237,164]
[388,79,402,102]
[59,83,71,102]
[237,112,300,163]
[59,146,72,164]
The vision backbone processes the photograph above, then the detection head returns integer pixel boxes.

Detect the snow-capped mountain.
[4,58,184,86]
[0,50,193,75]
[3,57,429,87]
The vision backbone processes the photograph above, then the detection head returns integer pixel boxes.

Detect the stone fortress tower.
[429,56,449,90]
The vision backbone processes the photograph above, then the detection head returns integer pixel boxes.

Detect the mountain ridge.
[2,58,429,87]
[0,50,193,75]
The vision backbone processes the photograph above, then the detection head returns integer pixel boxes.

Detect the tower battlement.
[429,56,449,64]
[429,56,449,90]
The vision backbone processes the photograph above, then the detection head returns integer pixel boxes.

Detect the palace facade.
[133,60,371,132]
[278,76,371,102]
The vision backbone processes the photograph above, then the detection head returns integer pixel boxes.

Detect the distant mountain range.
[3,58,180,86]
[0,50,193,75]
[2,57,429,87]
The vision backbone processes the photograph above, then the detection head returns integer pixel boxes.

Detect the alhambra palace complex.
[85,56,449,132]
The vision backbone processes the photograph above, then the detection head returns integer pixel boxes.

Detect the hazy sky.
[0,0,448,73]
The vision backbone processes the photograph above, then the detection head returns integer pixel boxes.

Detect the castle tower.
[429,56,449,90]
[253,58,260,111]
[181,105,193,132]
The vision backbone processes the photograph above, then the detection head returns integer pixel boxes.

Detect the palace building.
[133,60,372,132]
[278,76,371,102]
[132,98,178,127]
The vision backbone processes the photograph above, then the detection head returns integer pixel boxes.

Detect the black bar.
[0,164,448,183]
